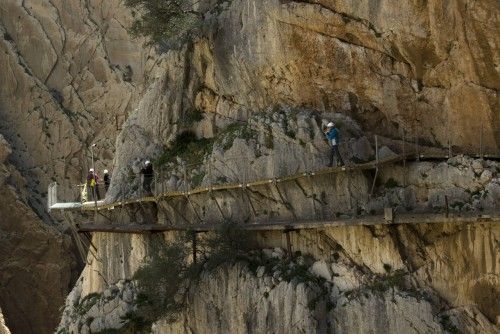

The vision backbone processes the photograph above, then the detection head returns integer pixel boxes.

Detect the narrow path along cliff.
[0,0,499,333]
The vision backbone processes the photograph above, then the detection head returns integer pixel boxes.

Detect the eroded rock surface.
[0,135,76,334]
[2,0,500,333]
[0,0,149,332]
[0,308,10,334]
[58,221,500,333]
[110,0,499,194]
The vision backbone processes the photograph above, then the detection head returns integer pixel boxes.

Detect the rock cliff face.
[1,0,499,333]
[58,219,499,333]
[0,135,76,333]
[57,157,500,332]
[0,0,149,332]
[0,308,10,334]
[110,0,499,189]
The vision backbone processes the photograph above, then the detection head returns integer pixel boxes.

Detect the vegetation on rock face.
[132,222,252,325]
[131,223,339,328]
[124,0,229,48]
[155,131,214,166]
[74,293,101,316]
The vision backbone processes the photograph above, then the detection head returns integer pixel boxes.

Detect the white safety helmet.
[89,168,94,172]
[103,169,109,174]
[145,160,151,165]
[327,122,335,127]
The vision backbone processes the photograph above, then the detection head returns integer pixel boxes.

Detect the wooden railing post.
[479,122,484,159]
[192,232,197,264]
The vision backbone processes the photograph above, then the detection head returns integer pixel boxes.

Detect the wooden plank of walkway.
[76,212,499,234]
[80,154,409,212]
[75,153,500,213]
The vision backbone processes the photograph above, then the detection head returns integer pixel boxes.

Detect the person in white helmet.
[324,122,344,167]
[103,169,111,192]
[140,160,154,194]
[86,168,99,200]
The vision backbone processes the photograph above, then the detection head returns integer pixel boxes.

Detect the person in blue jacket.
[325,122,344,167]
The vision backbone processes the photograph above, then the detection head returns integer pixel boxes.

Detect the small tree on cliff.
[132,222,252,325]
[124,0,227,48]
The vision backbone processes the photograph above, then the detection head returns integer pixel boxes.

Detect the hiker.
[324,122,344,167]
[103,169,111,192]
[94,170,101,200]
[141,160,154,194]
[86,168,100,201]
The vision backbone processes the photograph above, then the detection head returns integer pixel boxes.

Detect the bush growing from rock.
[133,222,252,325]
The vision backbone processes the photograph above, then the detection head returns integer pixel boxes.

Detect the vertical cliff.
[0,0,149,332]
[1,0,499,333]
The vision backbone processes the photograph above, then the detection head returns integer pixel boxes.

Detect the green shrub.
[439,315,461,334]
[384,178,399,188]
[368,269,409,294]
[133,223,252,324]
[133,237,190,324]
[180,109,204,127]
[217,122,257,151]
[75,293,101,315]
[125,0,229,48]
[155,131,214,166]
[191,170,206,187]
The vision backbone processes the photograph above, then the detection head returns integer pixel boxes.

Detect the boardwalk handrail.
[79,153,409,212]
[48,152,500,213]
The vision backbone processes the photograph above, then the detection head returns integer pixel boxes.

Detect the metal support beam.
[285,229,293,260]
[445,195,449,218]
[274,179,297,220]
[192,232,197,264]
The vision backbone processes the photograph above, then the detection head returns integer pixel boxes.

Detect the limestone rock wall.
[0,135,76,334]
[110,0,500,195]
[58,220,499,333]
[0,308,10,334]
[2,0,500,333]
[0,1,150,333]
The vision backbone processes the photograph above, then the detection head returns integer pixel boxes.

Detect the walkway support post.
[241,168,257,222]
[415,126,420,162]
[285,228,293,260]
[370,135,379,196]
[183,164,203,223]
[208,157,226,221]
[192,232,197,264]
[445,195,449,218]
[480,122,484,159]
[448,138,451,158]
[402,129,407,187]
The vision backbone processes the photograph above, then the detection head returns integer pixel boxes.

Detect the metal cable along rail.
[65,118,499,211]
[84,153,406,212]
[48,119,500,233]
[47,134,500,262]
[50,151,499,227]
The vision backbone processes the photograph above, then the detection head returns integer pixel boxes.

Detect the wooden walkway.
[76,154,408,212]
[76,212,499,234]
[49,151,500,238]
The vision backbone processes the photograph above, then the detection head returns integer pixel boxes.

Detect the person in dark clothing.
[103,169,111,192]
[94,171,101,200]
[324,122,344,167]
[141,160,154,194]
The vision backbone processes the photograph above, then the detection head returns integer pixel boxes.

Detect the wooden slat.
[75,153,499,212]
[76,213,499,234]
